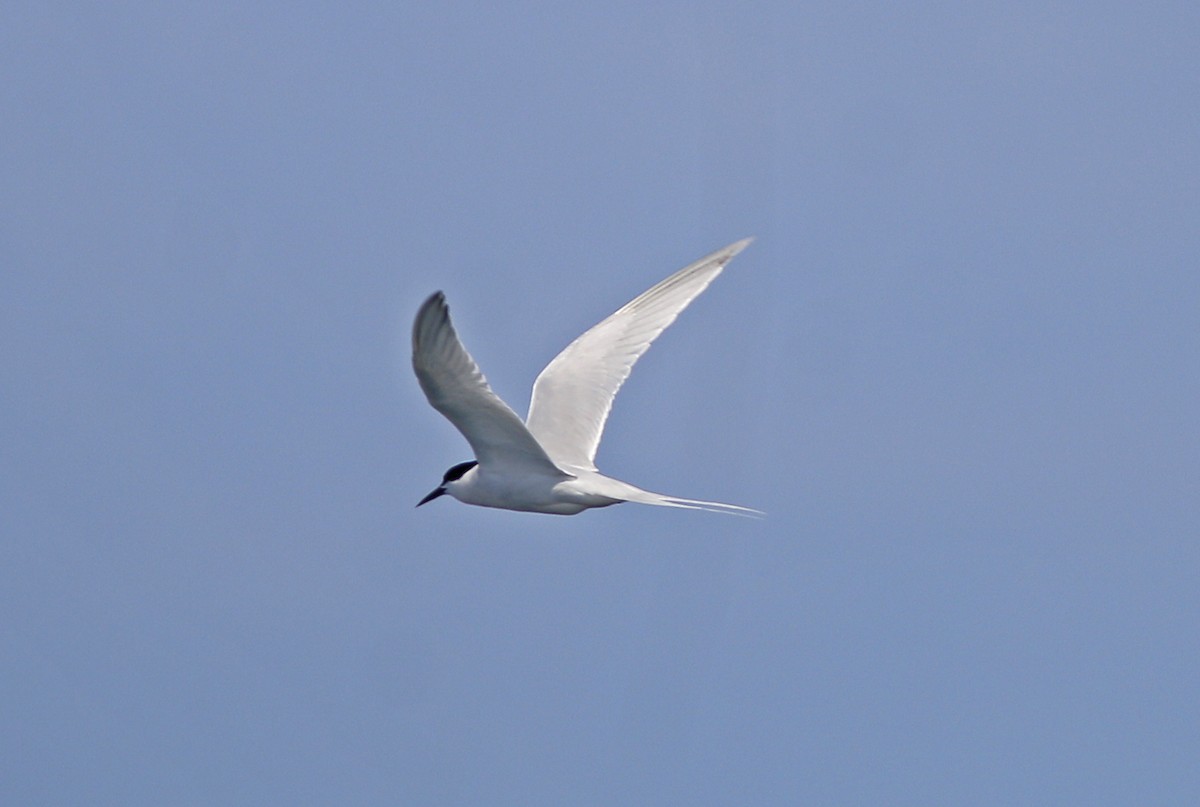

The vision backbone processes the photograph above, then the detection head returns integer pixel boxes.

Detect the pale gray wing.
[413,292,566,475]
[525,238,752,471]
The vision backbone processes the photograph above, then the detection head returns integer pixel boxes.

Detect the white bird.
[412,239,760,516]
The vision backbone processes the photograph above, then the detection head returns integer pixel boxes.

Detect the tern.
[412,239,760,516]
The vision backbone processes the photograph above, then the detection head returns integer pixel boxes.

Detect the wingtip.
[727,236,754,255]
[414,291,447,322]
[413,290,451,350]
[705,237,754,267]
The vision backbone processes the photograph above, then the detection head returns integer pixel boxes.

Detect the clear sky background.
[3,3,1197,804]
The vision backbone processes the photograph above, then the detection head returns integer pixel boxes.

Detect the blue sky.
[3,3,1197,804]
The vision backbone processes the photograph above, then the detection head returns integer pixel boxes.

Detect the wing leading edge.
[412,291,566,476]
[525,239,753,471]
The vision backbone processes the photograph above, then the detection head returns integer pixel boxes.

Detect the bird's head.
[417,460,479,506]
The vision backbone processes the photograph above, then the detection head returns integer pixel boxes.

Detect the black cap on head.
[417,461,477,508]
[442,460,478,483]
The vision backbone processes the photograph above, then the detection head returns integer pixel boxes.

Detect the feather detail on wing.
[525,238,752,471]
[412,292,567,476]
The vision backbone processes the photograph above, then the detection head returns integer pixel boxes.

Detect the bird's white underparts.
[412,239,761,516]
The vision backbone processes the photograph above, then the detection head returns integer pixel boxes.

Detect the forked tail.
[620,488,764,518]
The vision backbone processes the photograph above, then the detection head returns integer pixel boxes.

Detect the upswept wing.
[412,292,566,476]
[525,238,752,471]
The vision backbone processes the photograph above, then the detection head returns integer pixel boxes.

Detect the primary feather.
[526,238,753,471]
[412,292,566,476]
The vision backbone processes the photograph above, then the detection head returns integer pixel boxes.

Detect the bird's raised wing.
[526,238,752,471]
[413,292,567,476]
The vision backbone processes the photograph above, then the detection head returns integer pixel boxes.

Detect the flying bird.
[412,239,760,516]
